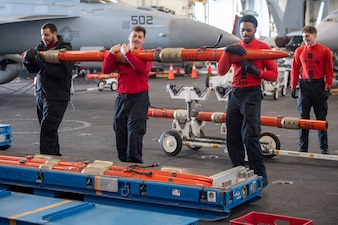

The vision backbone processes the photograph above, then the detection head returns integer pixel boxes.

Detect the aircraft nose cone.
[317,24,337,52]
[167,18,239,48]
[316,11,338,52]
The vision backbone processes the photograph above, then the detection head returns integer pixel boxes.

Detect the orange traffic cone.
[168,64,175,80]
[207,62,212,75]
[190,63,198,79]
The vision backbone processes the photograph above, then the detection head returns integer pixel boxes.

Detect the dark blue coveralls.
[226,85,267,181]
[297,79,328,151]
[113,92,149,163]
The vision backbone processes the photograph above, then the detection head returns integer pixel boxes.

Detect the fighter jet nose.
[317,25,336,51]
[168,18,239,48]
[316,10,338,52]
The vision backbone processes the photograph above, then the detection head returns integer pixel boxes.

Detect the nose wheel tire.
[159,131,182,156]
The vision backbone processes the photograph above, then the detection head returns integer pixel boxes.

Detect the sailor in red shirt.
[102,26,152,163]
[290,25,333,154]
[218,15,278,187]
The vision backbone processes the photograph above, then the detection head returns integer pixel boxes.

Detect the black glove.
[320,89,330,102]
[224,44,246,56]
[24,48,38,62]
[35,53,45,67]
[291,88,298,99]
[241,60,260,76]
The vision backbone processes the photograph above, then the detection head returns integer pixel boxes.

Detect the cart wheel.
[273,88,278,100]
[159,131,182,156]
[281,85,286,96]
[260,132,281,159]
[98,81,106,91]
[110,81,118,91]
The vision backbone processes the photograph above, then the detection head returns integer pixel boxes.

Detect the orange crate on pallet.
[230,211,313,225]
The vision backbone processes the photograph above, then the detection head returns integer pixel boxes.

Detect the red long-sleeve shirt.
[291,43,333,89]
[102,49,152,94]
[218,38,278,88]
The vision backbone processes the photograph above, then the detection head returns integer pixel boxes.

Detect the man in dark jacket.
[23,22,73,156]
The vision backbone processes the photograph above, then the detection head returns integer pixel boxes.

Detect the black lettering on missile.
[182,53,199,61]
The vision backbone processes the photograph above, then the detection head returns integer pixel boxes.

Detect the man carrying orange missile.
[218,15,278,187]
[102,26,152,163]
[22,22,73,156]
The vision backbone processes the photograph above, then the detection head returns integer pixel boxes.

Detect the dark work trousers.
[297,79,328,151]
[226,86,267,179]
[36,96,68,156]
[113,92,149,163]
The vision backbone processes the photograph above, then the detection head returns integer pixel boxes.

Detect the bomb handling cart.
[152,84,281,157]
[148,84,331,161]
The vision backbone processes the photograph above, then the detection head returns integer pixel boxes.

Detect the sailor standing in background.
[290,25,333,154]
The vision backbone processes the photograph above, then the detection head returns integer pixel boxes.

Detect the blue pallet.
[0,190,198,225]
[0,164,262,221]
[0,124,12,150]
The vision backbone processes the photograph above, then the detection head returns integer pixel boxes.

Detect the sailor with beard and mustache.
[102,26,152,163]
[23,22,73,156]
[217,15,278,188]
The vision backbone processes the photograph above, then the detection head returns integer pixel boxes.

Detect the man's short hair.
[239,15,258,27]
[302,25,317,34]
[132,26,146,37]
[41,22,57,33]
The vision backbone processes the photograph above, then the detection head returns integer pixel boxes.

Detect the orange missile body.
[85,73,119,80]
[0,155,46,164]
[39,48,289,64]
[147,107,176,119]
[0,159,42,168]
[104,165,212,187]
[51,165,86,172]
[147,108,328,131]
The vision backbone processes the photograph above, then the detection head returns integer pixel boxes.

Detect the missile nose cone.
[168,18,239,48]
